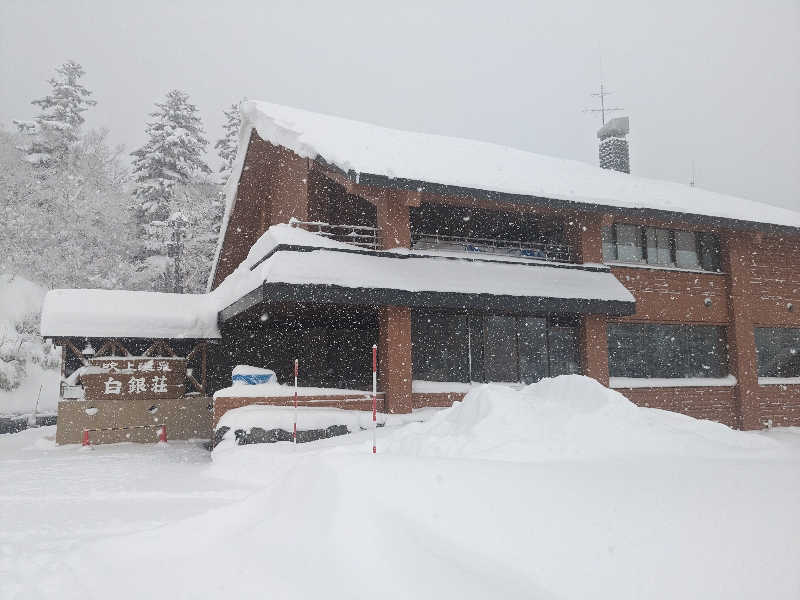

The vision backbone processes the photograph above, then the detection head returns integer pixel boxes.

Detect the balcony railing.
[411,232,573,263]
[289,219,380,250]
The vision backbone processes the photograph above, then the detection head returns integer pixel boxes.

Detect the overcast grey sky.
[1,0,798,209]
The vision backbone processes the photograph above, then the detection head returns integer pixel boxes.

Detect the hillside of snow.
[2,376,799,599]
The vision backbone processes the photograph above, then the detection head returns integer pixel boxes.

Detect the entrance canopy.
[218,226,636,322]
[40,224,635,341]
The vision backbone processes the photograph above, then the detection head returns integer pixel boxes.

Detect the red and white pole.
[372,344,377,454]
[159,424,167,443]
[293,358,299,444]
[82,429,90,447]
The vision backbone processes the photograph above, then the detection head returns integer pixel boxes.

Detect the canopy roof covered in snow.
[237,100,800,230]
[40,289,221,339]
[217,225,636,321]
[41,225,635,339]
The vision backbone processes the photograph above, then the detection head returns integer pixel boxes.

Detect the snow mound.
[382,375,777,461]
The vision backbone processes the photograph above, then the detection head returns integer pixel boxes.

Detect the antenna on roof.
[583,82,624,125]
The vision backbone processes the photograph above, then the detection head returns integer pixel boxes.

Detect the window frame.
[411,310,581,384]
[607,323,729,379]
[602,224,722,273]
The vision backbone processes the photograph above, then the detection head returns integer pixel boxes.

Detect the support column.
[378,306,413,413]
[723,233,761,429]
[376,189,411,249]
[580,315,609,386]
[568,213,611,385]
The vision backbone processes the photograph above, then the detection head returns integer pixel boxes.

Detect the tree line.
[1,60,242,294]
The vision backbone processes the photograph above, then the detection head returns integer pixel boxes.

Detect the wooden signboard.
[82,357,186,401]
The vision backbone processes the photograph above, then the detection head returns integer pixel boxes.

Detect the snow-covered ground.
[2,376,799,600]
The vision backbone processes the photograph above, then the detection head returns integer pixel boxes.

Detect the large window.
[608,323,728,379]
[755,328,800,378]
[602,224,721,272]
[411,312,469,381]
[412,311,581,383]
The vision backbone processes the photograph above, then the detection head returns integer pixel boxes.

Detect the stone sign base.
[56,396,212,445]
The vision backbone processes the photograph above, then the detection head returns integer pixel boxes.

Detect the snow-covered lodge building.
[42,101,800,442]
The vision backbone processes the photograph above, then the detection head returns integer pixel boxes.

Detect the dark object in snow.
[0,414,57,435]
[212,424,350,448]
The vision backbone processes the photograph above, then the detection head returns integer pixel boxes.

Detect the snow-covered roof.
[42,224,635,339]
[239,100,800,229]
[40,289,221,339]
[216,224,635,318]
[41,225,350,339]
[253,248,634,304]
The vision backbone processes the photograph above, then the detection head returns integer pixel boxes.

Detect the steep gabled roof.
[209,100,800,290]
[241,100,800,228]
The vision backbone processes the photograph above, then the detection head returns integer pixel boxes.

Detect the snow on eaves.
[240,100,800,229]
[250,247,635,304]
[41,225,351,339]
[42,223,633,339]
[40,289,221,340]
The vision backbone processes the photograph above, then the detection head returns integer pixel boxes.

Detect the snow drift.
[380,376,777,461]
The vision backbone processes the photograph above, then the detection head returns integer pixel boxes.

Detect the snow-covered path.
[0,428,256,598]
[2,378,800,600]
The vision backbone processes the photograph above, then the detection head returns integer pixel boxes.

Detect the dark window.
[547,325,581,376]
[607,323,647,378]
[698,232,722,272]
[648,324,684,378]
[603,224,721,273]
[675,230,700,269]
[411,312,469,382]
[412,311,581,383]
[755,328,800,378]
[685,325,727,377]
[484,315,519,382]
[518,317,548,383]
[645,227,673,267]
[608,323,728,379]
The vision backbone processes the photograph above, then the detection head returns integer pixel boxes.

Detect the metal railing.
[411,232,573,263]
[289,219,380,250]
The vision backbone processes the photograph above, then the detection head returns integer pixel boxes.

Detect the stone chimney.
[597,116,630,173]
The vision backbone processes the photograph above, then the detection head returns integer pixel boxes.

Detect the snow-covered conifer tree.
[131,90,211,223]
[214,102,241,181]
[130,90,211,291]
[14,60,96,166]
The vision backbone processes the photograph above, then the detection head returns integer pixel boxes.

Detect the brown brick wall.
[745,233,800,325]
[754,385,800,427]
[378,306,413,413]
[211,131,310,289]
[615,386,737,428]
[412,392,465,409]
[611,266,728,324]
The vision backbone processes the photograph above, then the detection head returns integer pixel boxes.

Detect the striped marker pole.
[372,344,377,454]
[293,358,299,444]
[159,424,167,443]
